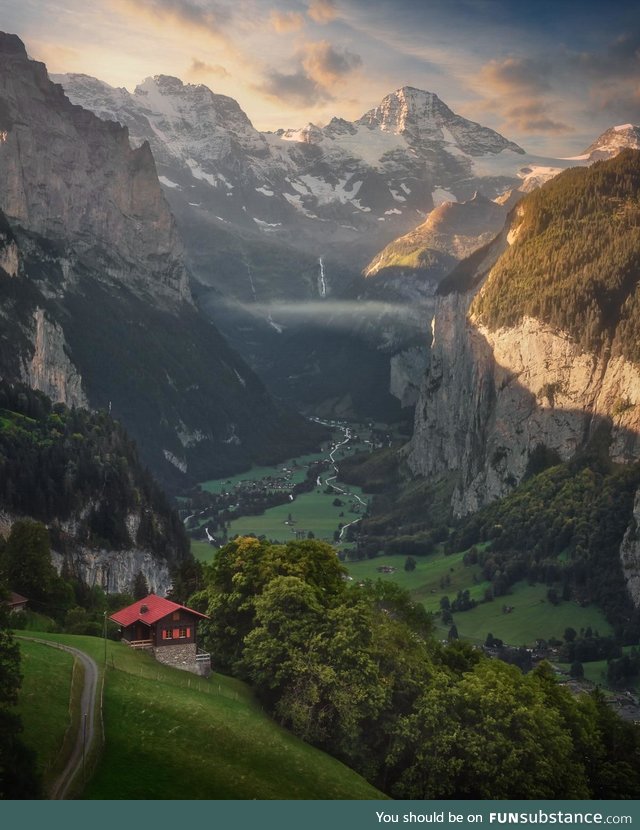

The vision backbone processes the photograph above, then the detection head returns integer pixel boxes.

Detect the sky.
[3,0,640,155]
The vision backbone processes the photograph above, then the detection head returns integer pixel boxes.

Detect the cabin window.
[172,611,180,621]
[163,629,173,640]
[179,627,188,638]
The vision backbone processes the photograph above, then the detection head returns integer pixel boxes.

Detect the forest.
[472,150,640,362]
[190,537,640,800]
[449,446,640,643]
[0,382,188,559]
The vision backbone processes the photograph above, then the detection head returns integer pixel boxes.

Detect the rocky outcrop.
[390,345,430,408]
[620,489,640,608]
[0,33,189,305]
[407,202,640,516]
[22,309,87,407]
[50,546,171,595]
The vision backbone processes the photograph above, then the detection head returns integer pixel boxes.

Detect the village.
[179,419,392,548]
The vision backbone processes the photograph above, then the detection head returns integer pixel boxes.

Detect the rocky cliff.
[0,33,321,486]
[0,34,189,305]
[408,153,640,517]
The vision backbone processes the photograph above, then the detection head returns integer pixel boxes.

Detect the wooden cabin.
[110,593,211,676]
[7,591,28,613]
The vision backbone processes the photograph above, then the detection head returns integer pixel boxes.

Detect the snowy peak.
[583,124,640,159]
[357,86,524,157]
[54,71,531,267]
[358,87,450,133]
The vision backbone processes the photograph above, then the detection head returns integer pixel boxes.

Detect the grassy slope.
[27,633,383,800]
[16,639,74,788]
[347,554,612,646]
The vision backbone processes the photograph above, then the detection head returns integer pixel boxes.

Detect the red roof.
[110,593,209,627]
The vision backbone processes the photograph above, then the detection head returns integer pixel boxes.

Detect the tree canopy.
[195,537,640,799]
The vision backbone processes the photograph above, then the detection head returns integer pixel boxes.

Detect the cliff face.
[22,309,88,408]
[408,303,640,516]
[0,33,321,487]
[0,33,189,304]
[50,545,171,596]
[620,490,640,608]
[408,156,640,516]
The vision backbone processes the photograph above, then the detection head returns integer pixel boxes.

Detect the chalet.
[110,593,211,676]
[7,591,28,613]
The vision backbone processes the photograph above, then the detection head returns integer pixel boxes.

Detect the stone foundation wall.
[153,642,197,673]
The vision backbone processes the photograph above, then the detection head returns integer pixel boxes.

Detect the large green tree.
[3,520,56,602]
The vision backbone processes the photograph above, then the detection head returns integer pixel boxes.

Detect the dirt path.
[18,637,100,799]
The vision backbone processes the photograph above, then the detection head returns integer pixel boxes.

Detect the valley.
[2,17,640,805]
[185,418,628,677]
[184,419,400,553]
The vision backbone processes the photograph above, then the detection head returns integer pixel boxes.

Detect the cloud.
[212,298,424,332]
[189,57,230,78]
[269,10,305,33]
[587,80,640,125]
[502,100,572,134]
[574,31,640,78]
[302,40,362,87]
[256,39,361,105]
[256,68,328,106]
[114,0,232,39]
[478,56,550,95]
[472,55,571,136]
[308,0,338,24]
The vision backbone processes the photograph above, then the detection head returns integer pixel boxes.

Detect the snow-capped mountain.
[582,124,640,160]
[52,75,528,268]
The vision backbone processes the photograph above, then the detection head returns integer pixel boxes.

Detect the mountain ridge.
[407,150,640,520]
[53,72,528,273]
[0,32,322,487]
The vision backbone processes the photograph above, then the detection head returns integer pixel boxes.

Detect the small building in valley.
[110,593,211,676]
[7,591,28,613]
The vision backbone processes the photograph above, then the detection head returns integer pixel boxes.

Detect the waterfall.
[318,257,327,298]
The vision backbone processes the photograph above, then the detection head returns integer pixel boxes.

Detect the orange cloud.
[302,40,361,88]
[269,10,305,33]
[308,0,338,24]
[188,58,230,79]
[112,0,230,43]
[478,56,550,95]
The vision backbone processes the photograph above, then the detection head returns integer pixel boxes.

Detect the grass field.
[26,633,383,800]
[190,539,217,563]
[435,582,613,646]
[226,484,367,544]
[16,639,75,788]
[581,648,639,693]
[347,554,613,647]
[347,551,489,612]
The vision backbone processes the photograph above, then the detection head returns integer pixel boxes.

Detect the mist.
[207,297,430,332]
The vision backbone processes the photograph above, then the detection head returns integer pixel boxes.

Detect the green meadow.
[347,553,612,647]
[16,639,75,789]
[17,633,383,800]
[435,582,612,646]
[226,485,367,544]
